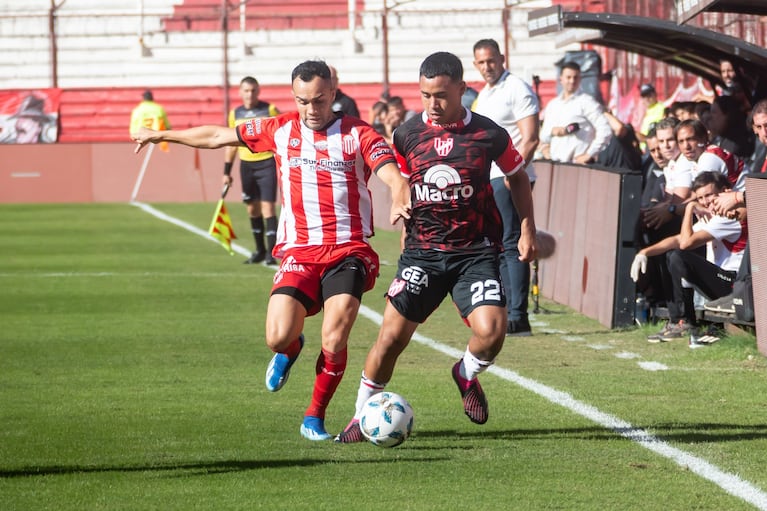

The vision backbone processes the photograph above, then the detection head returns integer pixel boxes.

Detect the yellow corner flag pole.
[208,184,237,255]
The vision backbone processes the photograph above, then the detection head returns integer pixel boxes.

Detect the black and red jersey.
[393,109,524,251]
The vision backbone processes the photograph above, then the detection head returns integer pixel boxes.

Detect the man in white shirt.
[472,38,540,336]
[631,171,747,342]
[539,61,612,164]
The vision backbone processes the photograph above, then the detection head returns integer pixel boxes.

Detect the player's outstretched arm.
[132,125,240,154]
[376,162,412,225]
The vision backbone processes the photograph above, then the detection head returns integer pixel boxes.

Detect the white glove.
[630,253,648,282]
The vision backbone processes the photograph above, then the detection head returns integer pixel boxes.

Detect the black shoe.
[507,317,532,337]
[704,294,735,314]
[244,251,265,264]
[264,255,278,265]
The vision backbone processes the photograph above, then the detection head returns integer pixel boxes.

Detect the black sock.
[250,216,265,253]
[265,216,277,255]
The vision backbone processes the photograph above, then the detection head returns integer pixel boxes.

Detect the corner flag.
[208,185,237,254]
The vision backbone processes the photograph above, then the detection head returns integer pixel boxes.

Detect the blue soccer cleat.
[300,416,333,441]
[265,334,304,392]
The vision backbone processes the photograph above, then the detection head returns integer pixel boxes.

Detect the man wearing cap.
[10,94,57,144]
[638,83,665,145]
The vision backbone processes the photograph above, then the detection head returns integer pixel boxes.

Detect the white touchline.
[136,201,767,510]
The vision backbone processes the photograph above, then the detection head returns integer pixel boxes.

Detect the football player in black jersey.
[337,52,538,442]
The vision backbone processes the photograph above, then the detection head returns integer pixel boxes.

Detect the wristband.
[224,162,233,176]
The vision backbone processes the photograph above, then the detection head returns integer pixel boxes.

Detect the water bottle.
[634,296,649,326]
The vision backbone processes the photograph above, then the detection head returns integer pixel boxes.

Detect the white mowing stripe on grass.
[138,202,767,511]
[131,201,252,258]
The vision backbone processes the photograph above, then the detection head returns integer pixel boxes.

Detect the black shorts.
[385,248,506,323]
[240,158,277,203]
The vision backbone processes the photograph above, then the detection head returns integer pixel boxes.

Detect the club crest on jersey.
[343,135,358,155]
[433,137,454,157]
[289,138,300,148]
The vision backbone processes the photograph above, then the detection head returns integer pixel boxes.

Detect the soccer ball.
[536,229,557,259]
[359,391,414,448]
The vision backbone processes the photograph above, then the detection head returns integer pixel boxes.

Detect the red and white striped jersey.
[236,112,396,257]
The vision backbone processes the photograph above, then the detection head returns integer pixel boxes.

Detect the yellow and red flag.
[208,198,237,255]
[154,117,169,152]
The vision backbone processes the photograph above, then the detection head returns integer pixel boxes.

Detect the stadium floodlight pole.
[381,0,416,100]
[48,0,63,88]
[381,2,389,99]
[221,0,231,124]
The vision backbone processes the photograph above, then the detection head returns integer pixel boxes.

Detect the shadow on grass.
[0,455,449,479]
[412,423,767,444]
[5,424,764,478]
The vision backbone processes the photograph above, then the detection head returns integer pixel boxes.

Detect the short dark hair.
[142,90,153,101]
[560,61,581,74]
[240,76,258,86]
[473,38,501,54]
[291,60,331,83]
[675,119,708,143]
[692,171,729,192]
[419,52,463,82]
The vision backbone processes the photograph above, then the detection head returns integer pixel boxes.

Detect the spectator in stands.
[329,65,360,118]
[223,76,280,265]
[631,171,748,342]
[539,61,612,164]
[129,90,171,150]
[368,100,388,136]
[596,111,643,171]
[676,118,746,191]
[382,96,417,143]
[640,128,668,206]
[670,101,696,121]
[638,84,666,145]
[703,99,766,318]
[749,98,767,173]
[633,128,672,311]
[709,95,754,159]
[718,59,753,113]
[472,37,540,336]
[640,117,686,232]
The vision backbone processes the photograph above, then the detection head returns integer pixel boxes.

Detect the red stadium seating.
[162,0,363,32]
[57,83,426,143]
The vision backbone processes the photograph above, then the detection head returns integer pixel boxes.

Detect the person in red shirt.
[132,60,411,441]
[336,52,537,443]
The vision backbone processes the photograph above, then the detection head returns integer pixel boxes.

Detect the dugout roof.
[676,0,767,24]
[528,7,767,93]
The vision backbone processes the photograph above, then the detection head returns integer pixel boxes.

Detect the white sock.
[354,371,386,419]
[460,347,494,381]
